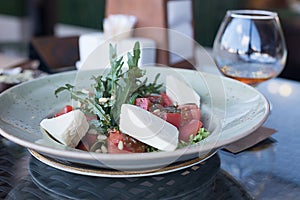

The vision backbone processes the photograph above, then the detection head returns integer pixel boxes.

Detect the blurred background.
[0,0,299,80]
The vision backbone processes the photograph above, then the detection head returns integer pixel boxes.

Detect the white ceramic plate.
[0,67,269,172]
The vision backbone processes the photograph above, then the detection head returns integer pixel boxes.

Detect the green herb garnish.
[190,127,210,144]
[55,41,162,134]
[178,128,210,148]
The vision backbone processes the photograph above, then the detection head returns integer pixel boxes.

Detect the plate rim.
[28,149,217,178]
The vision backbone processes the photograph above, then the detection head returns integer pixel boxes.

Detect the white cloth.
[77,33,156,70]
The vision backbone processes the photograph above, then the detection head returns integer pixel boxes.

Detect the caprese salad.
[40,42,209,153]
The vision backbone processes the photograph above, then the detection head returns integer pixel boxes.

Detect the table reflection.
[3,149,252,200]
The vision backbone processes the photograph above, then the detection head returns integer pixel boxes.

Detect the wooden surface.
[106,0,169,65]
[105,0,195,68]
[0,54,26,69]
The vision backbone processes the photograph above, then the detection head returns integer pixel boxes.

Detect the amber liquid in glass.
[219,65,278,86]
[221,73,272,86]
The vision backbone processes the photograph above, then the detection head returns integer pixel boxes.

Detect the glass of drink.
[212,10,287,86]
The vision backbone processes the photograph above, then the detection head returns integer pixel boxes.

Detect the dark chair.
[29,36,79,73]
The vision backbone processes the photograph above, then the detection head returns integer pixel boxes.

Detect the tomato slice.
[179,119,202,142]
[78,133,98,151]
[178,103,201,127]
[55,113,63,117]
[149,95,161,104]
[107,130,147,153]
[135,98,151,110]
[164,112,181,129]
[55,105,73,117]
[107,132,130,154]
[108,130,124,145]
[63,105,73,113]
[76,141,88,151]
[160,92,173,107]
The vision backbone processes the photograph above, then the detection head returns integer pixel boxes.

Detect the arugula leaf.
[54,83,111,131]
[107,43,124,99]
[54,84,74,97]
[127,42,141,68]
[111,42,145,123]
[135,73,163,97]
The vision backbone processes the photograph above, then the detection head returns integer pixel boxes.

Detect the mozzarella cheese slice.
[119,104,179,151]
[166,75,200,107]
[40,110,89,148]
